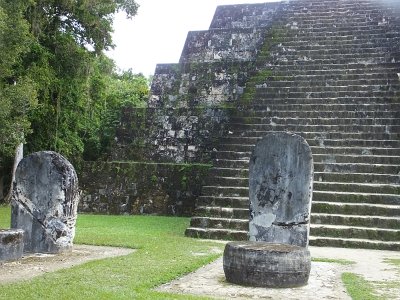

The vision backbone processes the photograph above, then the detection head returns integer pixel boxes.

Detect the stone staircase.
[185,0,400,250]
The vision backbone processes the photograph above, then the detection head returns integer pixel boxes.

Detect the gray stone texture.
[11,151,79,253]
[223,241,311,288]
[80,162,210,216]
[0,229,24,261]
[249,132,313,247]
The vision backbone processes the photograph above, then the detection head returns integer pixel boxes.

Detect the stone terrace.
[89,0,400,250]
[183,0,400,250]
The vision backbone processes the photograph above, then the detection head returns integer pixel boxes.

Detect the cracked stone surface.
[249,132,313,247]
[11,151,80,253]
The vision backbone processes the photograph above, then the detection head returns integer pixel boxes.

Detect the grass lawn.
[0,205,223,299]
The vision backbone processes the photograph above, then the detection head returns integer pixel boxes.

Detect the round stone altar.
[0,229,24,261]
[223,241,311,288]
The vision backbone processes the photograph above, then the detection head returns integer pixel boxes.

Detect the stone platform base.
[223,241,311,288]
[0,229,24,261]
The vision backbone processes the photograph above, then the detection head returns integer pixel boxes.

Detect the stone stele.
[249,132,313,247]
[11,151,80,253]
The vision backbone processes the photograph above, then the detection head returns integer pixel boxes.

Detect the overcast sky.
[106,0,280,76]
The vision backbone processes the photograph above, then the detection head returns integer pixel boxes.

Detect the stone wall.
[209,3,282,29]
[108,3,285,165]
[80,162,211,216]
[80,2,284,215]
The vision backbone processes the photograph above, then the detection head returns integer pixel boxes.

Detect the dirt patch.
[0,244,134,285]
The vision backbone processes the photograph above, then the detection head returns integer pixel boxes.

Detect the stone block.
[223,241,311,288]
[249,132,313,247]
[11,151,79,253]
[0,229,24,261]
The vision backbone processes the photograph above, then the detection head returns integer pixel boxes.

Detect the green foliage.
[0,0,147,166]
[0,211,223,299]
[0,0,37,159]
[82,65,149,161]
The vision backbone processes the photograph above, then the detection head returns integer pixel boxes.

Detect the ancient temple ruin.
[81,0,400,250]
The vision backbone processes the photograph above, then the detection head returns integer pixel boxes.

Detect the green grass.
[0,206,223,299]
[312,257,356,265]
[385,258,400,269]
[342,273,382,300]
[0,204,10,228]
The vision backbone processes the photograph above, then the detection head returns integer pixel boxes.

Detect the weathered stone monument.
[223,132,313,287]
[249,132,313,247]
[10,151,80,253]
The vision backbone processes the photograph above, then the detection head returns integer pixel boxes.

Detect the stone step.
[281,41,399,51]
[252,83,400,92]
[227,123,400,134]
[314,162,400,174]
[314,182,400,194]
[198,190,400,208]
[195,206,248,219]
[314,172,400,185]
[246,98,400,105]
[285,26,397,34]
[185,226,400,250]
[277,74,399,81]
[210,172,400,186]
[232,110,400,119]
[184,227,247,241]
[309,236,400,251]
[253,90,399,99]
[311,213,400,229]
[214,156,400,172]
[274,69,398,79]
[219,137,400,148]
[290,44,396,54]
[313,191,400,206]
[248,103,400,113]
[190,216,248,231]
[236,137,400,148]
[271,62,400,72]
[280,153,398,165]
[197,196,248,209]
[190,217,400,242]
[227,131,400,142]
[216,144,400,156]
[310,224,400,242]
[273,53,397,64]
[312,201,400,217]
[259,79,400,88]
[228,117,400,126]
[287,15,392,22]
[201,186,248,197]
[204,175,400,194]
[277,37,400,47]
[279,32,399,42]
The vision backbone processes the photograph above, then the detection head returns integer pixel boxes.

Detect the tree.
[0,0,37,159]
[21,0,141,163]
[82,60,149,161]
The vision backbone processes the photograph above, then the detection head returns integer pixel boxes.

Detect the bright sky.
[107,0,280,76]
